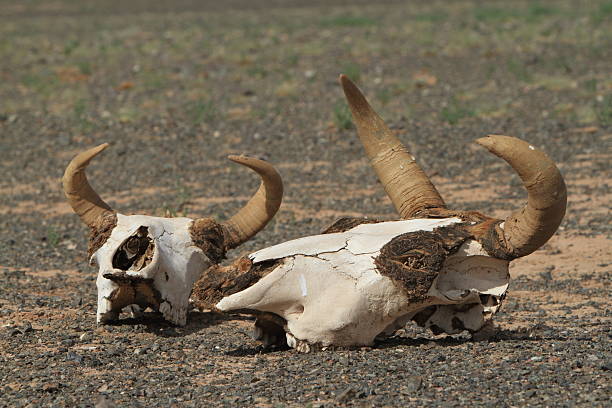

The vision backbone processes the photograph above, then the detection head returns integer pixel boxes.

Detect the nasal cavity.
[112,226,154,271]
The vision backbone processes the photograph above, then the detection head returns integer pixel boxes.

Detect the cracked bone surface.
[198,75,567,350]
[62,146,283,326]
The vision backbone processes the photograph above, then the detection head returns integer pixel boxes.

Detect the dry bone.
[63,147,283,326]
[192,75,567,351]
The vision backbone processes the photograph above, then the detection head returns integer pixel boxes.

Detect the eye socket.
[112,227,155,271]
[125,237,141,257]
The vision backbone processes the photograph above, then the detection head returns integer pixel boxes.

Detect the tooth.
[286,333,296,348]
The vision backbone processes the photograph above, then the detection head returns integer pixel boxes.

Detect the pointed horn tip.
[227,154,262,166]
[339,73,358,94]
[64,143,111,176]
[474,134,504,147]
[227,154,245,162]
[227,155,279,179]
[475,135,555,160]
[79,142,110,160]
[338,73,374,120]
[83,143,111,157]
[475,134,528,151]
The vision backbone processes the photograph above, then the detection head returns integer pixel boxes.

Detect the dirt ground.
[0,0,610,406]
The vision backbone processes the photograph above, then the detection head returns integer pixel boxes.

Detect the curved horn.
[476,135,567,258]
[339,74,445,218]
[62,144,114,228]
[219,155,283,249]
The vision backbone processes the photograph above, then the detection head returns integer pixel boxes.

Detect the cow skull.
[63,145,283,326]
[192,75,566,350]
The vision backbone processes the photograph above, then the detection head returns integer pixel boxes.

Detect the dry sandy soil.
[0,0,610,406]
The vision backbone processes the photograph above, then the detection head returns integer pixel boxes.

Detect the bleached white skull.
[62,145,283,326]
[193,76,566,350]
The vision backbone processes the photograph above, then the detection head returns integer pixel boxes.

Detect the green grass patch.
[158,185,192,217]
[592,1,612,23]
[507,58,531,82]
[285,53,299,67]
[596,94,612,126]
[341,63,361,83]
[474,3,557,22]
[188,100,217,125]
[246,65,268,78]
[413,11,447,22]
[333,102,353,130]
[440,99,475,124]
[73,98,87,118]
[46,226,60,247]
[21,71,57,95]
[77,60,92,76]
[474,6,519,21]
[320,15,377,27]
[63,39,80,56]
[72,98,95,130]
[142,71,168,90]
[526,3,558,20]
[583,78,598,93]
[377,88,392,106]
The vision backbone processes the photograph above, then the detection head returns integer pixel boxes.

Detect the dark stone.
[66,351,84,363]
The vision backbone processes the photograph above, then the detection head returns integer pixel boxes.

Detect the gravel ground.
[1,1,610,406]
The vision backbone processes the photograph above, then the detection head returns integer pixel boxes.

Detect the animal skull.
[63,146,283,326]
[192,75,566,350]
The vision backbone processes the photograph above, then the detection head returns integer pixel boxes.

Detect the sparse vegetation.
[377,88,392,106]
[413,11,447,22]
[333,102,353,130]
[474,3,558,22]
[440,99,475,125]
[63,38,80,56]
[526,3,558,20]
[188,100,217,125]
[46,226,60,247]
[341,63,361,83]
[320,15,377,27]
[596,94,612,126]
[507,58,532,82]
[592,1,612,23]
[159,186,191,218]
[584,78,598,93]
[474,6,519,21]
